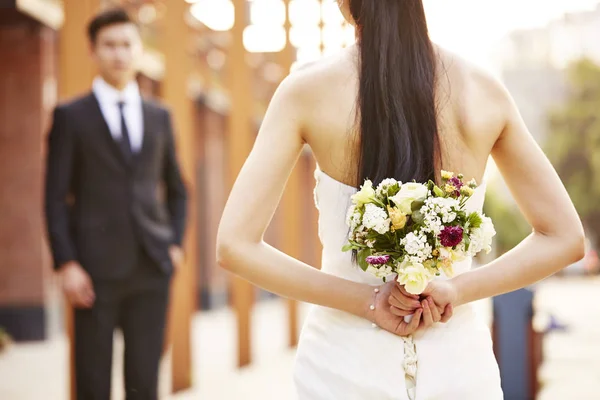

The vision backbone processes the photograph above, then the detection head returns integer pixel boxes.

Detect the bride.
[216,1,584,399]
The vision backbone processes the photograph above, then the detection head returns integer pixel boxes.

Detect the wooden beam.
[17,0,64,30]
[160,1,197,392]
[277,0,301,349]
[59,3,101,399]
[228,0,255,368]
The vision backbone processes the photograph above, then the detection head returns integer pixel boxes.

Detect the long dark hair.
[349,0,440,186]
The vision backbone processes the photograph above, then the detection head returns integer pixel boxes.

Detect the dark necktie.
[117,101,132,159]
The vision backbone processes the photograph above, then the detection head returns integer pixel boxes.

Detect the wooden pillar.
[277,0,301,348]
[228,0,255,368]
[59,0,99,100]
[59,3,101,399]
[160,2,197,392]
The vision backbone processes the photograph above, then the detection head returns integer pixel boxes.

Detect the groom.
[44,8,187,399]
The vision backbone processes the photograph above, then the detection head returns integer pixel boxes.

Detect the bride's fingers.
[390,305,413,317]
[421,300,434,327]
[390,286,421,309]
[427,297,441,323]
[388,294,417,311]
[402,308,422,335]
[440,304,454,323]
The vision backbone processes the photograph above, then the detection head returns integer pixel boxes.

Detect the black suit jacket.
[44,93,187,280]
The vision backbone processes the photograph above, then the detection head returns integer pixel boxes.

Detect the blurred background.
[0,0,599,399]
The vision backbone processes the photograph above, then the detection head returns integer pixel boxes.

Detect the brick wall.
[0,17,56,341]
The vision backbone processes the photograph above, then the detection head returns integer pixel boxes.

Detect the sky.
[423,0,600,73]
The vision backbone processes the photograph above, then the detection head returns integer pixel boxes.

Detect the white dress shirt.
[92,77,144,152]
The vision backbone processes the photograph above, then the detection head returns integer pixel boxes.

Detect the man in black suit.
[44,8,187,400]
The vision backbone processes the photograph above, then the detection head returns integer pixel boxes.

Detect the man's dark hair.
[87,8,137,44]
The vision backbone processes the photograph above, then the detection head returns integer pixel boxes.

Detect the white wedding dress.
[293,167,503,400]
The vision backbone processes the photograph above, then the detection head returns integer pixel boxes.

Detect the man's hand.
[58,261,95,309]
[169,246,184,272]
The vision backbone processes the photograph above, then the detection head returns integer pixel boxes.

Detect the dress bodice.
[313,167,487,285]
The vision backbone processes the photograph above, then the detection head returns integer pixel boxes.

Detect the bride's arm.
[216,74,374,319]
[451,79,585,307]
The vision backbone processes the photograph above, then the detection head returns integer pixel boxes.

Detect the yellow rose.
[387,205,407,231]
[396,261,434,295]
[460,186,474,196]
[437,258,455,278]
[423,259,437,274]
[351,180,376,207]
[441,170,454,180]
[439,247,465,262]
[444,184,457,194]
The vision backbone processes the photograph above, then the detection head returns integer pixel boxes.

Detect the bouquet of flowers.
[342,170,496,295]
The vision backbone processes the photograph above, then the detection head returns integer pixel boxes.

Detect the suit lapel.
[87,93,131,168]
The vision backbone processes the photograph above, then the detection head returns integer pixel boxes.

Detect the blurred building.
[494,3,600,141]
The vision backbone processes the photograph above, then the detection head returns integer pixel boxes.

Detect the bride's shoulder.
[435,45,513,142]
[273,47,356,113]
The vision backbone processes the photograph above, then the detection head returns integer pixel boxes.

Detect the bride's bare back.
[300,44,503,187]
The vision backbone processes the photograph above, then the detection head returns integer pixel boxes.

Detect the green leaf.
[341,244,354,252]
[433,185,445,197]
[357,248,372,271]
[411,200,425,212]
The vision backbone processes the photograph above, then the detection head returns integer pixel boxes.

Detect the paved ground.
[0,276,598,399]
[535,276,600,400]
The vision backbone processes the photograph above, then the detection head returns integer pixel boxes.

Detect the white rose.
[390,183,428,215]
[396,260,434,295]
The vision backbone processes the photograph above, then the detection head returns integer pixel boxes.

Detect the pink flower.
[439,226,464,247]
[366,255,390,265]
[448,177,463,197]
[448,177,463,189]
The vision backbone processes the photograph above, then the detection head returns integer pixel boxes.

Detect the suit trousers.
[74,248,171,400]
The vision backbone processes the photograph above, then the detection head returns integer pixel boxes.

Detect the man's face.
[91,23,142,86]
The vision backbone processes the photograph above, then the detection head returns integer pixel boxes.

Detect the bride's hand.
[421,280,459,323]
[371,281,423,336]
[388,283,422,317]
[389,282,455,326]
[419,296,454,328]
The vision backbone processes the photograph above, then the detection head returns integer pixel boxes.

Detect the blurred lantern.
[244,25,287,53]
[190,0,235,32]
[321,1,345,26]
[189,0,353,56]
[289,0,321,26]
[244,0,287,53]
[250,0,286,26]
